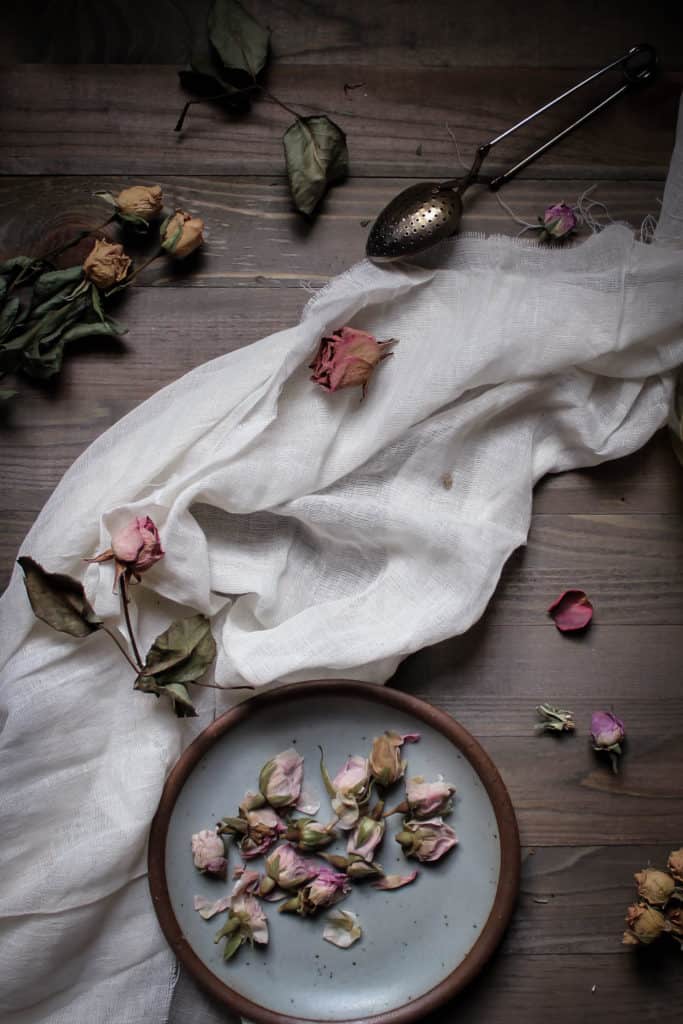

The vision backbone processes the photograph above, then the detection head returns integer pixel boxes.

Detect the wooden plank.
[0,65,679,177]
[0,176,668,287]
[3,0,682,71]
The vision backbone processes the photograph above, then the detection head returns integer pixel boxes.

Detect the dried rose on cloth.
[88,515,164,588]
[309,327,397,397]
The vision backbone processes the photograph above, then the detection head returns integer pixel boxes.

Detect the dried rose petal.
[323,909,362,948]
[295,786,321,815]
[193,894,231,920]
[547,589,593,632]
[372,871,418,890]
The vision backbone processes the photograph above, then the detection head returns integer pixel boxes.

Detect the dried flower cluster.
[0,185,204,401]
[191,732,458,961]
[622,850,683,948]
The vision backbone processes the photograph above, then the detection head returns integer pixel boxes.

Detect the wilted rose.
[265,843,319,890]
[161,209,205,259]
[538,202,577,242]
[395,817,458,863]
[116,184,163,221]
[309,327,397,397]
[634,868,675,907]
[280,867,350,916]
[369,731,406,787]
[667,848,683,883]
[259,748,304,807]
[406,777,455,819]
[88,515,164,587]
[82,238,131,289]
[191,829,227,879]
[622,903,666,946]
[347,815,385,862]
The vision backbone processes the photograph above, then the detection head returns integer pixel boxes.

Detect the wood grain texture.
[2,0,682,70]
[0,64,680,177]
[0,176,669,287]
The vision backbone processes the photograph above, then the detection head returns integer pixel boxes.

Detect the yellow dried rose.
[82,239,131,289]
[161,210,205,259]
[115,184,163,220]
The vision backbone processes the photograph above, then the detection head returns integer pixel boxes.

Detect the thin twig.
[119,575,143,669]
[262,89,301,120]
[41,215,116,261]
[101,625,140,673]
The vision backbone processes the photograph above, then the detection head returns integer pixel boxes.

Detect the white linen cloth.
[2,100,683,1023]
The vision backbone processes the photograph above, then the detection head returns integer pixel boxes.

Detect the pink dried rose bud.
[214,892,269,960]
[88,515,164,587]
[259,748,304,808]
[395,817,458,863]
[280,867,350,916]
[406,777,456,819]
[82,238,132,289]
[309,327,397,398]
[622,903,666,946]
[667,848,683,883]
[634,868,675,907]
[191,829,227,879]
[161,209,205,259]
[369,731,409,787]
[265,843,319,890]
[285,817,337,852]
[347,815,385,862]
[219,807,286,860]
[548,589,593,632]
[591,710,625,773]
[538,202,577,243]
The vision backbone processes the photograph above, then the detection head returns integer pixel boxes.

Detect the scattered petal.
[193,894,231,920]
[323,909,362,948]
[401,733,421,744]
[548,589,593,632]
[372,871,418,890]
[296,786,321,815]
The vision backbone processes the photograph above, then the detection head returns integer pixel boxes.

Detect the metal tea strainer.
[366,44,657,262]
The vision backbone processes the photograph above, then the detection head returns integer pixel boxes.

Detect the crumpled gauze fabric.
[2,99,683,1023]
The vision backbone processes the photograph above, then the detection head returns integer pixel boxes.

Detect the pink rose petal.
[193,894,231,920]
[548,589,593,632]
[372,871,418,890]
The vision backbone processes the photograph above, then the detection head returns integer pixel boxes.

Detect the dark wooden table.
[2,2,683,1022]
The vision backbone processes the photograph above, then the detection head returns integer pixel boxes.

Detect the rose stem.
[41,215,117,261]
[174,84,260,132]
[105,249,162,296]
[119,575,144,669]
[101,625,142,673]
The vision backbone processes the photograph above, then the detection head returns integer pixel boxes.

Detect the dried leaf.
[139,614,217,685]
[18,556,102,638]
[547,589,593,632]
[283,115,348,217]
[208,0,270,79]
[0,256,38,275]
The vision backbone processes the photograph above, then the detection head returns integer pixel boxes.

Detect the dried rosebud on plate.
[395,817,458,863]
[622,903,666,946]
[191,829,227,880]
[259,748,304,808]
[285,817,337,852]
[547,589,593,632]
[82,238,131,290]
[320,752,371,829]
[309,327,397,398]
[214,892,268,961]
[405,777,455,819]
[369,730,418,787]
[279,867,350,916]
[265,843,319,890]
[634,867,675,907]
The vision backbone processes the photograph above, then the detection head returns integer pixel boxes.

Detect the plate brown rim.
[148,680,520,1024]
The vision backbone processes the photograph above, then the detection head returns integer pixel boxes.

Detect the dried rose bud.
[665,905,683,941]
[259,748,304,808]
[622,903,666,946]
[345,857,383,880]
[591,710,625,773]
[285,817,337,852]
[667,848,683,883]
[191,829,227,879]
[280,867,350,916]
[88,515,164,587]
[634,868,675,907]
[323,753,371,829]
[161,209,205,259]
[82,238,131,289]
[220,807,285,860]
[406,777,455,819]
[265,843,319,890]
[538,202,577,243]
[369,731,408,787]
[347,815,385,862]
[395,817,458,863]
[116,185,163,221]
[323,908,362,948]
[548,589,593,632]
[534,703,575,735]
[309,327,397,398]
[214,892,268,960]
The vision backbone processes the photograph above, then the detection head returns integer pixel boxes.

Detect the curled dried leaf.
[283,115,349,217]
[18,556,102,638]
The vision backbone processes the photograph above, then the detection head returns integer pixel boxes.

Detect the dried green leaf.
[61,319,127,343]
[208,0,270,79]
[0,256,38,275]
[0,296,21,341]
[18,556,102,638]
[161,682,198,717]
[283,116,348,217]
[33,266,83,303]
[0,387,17,401]
[138,614,217,685]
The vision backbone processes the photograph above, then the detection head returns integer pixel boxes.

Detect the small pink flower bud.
[259,748,304,808]
[191,829,227,879]
[395,817,458,863]
[347,815,385,862]
[405,777,455,819]
[265,843,319,889]
[591,710,625,773]
[538,202,577,243]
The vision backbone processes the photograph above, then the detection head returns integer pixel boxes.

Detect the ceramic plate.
[149,681,519,1024]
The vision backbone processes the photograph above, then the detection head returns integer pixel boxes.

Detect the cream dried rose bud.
[369,731,407,787]
[395,817,458,863]
[406,777,455,819]
[116,184,164,221]
[82,238,131,289]
[347,815,385,862]
[328,754,371,830]
[161,209,205,259]
[259,748,304,808]
[88,515,164,587]
[191,829,227,879]
[634,868,675,907]
[667,848,683,883]
[280,867,350,916]
[622,903,666,946]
